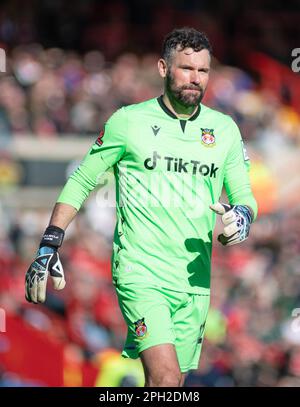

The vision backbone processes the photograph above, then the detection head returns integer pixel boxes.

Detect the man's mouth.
[184,88,201,92]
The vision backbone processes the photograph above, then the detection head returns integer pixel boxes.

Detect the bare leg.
[180,373,187,387]
[140,343,183,387]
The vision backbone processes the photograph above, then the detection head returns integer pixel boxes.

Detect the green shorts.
[115,283,210,373]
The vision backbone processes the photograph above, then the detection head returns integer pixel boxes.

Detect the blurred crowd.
[0,44,299,146]
[0,46,162,139]
[0,0,299,63]
[0,0,300,139]
[0,1,300,386]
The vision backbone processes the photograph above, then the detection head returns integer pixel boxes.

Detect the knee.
[145,370,182,387]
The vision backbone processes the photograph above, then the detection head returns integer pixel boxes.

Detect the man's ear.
[158,58,168,78]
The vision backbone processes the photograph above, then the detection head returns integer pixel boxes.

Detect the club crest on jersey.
[201,128,216,147]
[96,129,105,146]
[134,318,148,339]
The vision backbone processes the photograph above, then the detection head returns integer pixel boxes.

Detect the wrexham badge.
[134,318,148,339]
[201,128,216,147]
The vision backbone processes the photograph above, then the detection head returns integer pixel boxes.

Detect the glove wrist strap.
[40,225,65,249]
[235,205,253,224]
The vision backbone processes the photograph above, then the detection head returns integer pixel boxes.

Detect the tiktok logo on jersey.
[144,151,219,178]
[144,151,161,170]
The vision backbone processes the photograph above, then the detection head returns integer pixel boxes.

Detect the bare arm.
[48,202,78,230]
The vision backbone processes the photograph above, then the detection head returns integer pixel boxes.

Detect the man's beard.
[166,71,204,107]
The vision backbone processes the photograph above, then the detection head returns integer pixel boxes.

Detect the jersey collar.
[157,95,201,121]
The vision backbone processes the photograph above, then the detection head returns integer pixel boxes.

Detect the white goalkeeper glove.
[210,202,253,246]
[25,226,66,304]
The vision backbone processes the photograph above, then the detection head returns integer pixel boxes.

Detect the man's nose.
[190,71,200,84]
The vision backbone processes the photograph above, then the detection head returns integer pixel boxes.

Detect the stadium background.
[0,0,300,387]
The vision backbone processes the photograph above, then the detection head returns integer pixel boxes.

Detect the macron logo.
[151,125,160,136]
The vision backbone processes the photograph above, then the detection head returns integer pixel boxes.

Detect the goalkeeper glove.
[210,202,253,246]
[25,226,66,304]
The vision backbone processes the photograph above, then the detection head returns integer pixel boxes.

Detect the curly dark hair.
[162,27,212,65]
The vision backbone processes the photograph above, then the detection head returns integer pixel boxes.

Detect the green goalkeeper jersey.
[58,97,257,295]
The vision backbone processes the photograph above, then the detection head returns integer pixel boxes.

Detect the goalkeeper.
[25,27,257,387]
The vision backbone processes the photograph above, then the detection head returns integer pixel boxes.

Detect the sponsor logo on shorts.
[134,318,148,339]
